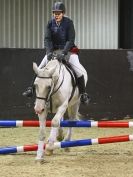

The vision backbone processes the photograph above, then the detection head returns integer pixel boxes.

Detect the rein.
[51,69,64,96]
[37,76,52,79]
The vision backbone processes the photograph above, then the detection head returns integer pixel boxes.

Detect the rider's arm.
[62,20,75,55]
[44,21,53,54]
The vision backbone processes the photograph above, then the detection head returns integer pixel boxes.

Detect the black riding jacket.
[44,16,75,54]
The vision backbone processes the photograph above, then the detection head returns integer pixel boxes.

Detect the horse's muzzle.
[35,109,44,115]
[34,106,44,114]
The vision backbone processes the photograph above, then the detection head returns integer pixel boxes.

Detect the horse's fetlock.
[46,141,55,151]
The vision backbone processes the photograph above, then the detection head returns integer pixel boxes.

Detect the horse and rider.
[23,1,90,105]
[22,1,90,162]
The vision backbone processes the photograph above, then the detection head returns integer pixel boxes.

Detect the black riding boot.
[22,75,36,97]
[77,75,90,104]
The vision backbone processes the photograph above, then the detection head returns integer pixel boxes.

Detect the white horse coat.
[33,59,87,162]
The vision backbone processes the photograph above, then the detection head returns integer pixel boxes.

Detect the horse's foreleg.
[52,101,68,127]
[46,102,68,152]
[48,127,58,143]
[46,127,57,153]
[35,112,47,162]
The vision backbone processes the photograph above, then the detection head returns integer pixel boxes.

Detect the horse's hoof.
[45,149,54,156]
[57,134,64,142]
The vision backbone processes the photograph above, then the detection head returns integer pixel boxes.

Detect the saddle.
[62,61,78,101]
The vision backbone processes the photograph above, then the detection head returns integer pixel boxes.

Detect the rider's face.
[53,11,64,23]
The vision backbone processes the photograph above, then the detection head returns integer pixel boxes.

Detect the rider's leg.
[22,74,36,97]
[77,75,90,104]
[22,55,48,97]
[69,53,90,104]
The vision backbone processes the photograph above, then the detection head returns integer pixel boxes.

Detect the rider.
[23,1,90,104]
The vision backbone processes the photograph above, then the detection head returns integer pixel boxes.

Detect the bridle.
[35,65,65,106]
[35,76,52,102]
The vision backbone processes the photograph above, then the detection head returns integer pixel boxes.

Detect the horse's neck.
[54,62,64,83]
[55,60,66,74]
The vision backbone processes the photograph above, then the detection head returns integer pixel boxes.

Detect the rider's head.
[52,2,65,22]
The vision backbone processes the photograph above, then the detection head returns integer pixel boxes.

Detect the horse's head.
[33,60,59,114]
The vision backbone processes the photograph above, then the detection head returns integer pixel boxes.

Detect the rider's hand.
[47,52,53,61]
[57,53,66,62]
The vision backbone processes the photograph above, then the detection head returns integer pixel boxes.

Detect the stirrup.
[80,93,90,105]
[22,87,34,97]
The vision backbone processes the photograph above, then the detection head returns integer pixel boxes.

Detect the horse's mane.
[38,59,60,77]
[45,59,60,70]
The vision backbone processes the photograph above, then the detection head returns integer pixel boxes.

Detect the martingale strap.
[51,71,65,95]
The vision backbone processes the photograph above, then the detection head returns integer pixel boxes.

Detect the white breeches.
[39,51,86,78]
[69,54,86,78]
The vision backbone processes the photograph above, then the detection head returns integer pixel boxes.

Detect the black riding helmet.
[52,2,66,13]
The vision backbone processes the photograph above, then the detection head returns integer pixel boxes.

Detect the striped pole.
[0,120,133,128]
[0,120,51,127]
[0,134,133,154]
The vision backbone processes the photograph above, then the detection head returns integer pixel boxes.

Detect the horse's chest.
[48,96,62,113]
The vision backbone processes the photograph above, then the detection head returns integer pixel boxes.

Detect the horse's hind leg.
[57,117,64,142]
[57,127,64,141]
[63,102,80,152]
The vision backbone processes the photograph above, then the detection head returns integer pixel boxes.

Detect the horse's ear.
[33,62,38,75]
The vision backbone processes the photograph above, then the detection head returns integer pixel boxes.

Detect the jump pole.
[0,120,133,128]
[0,134,133,154]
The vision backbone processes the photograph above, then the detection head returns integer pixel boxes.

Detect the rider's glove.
[57,53,66,62]
[47,52,53,61]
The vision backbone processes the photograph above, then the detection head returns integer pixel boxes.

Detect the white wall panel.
[0,0,118,49]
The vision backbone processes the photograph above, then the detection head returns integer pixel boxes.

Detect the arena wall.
[0,49,133,120]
